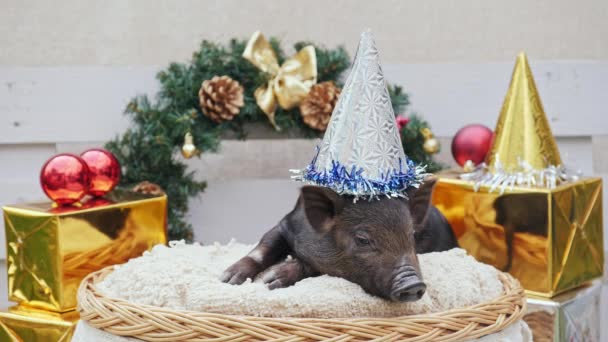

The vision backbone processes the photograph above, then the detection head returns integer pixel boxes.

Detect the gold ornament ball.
[181,132,197,159]
[423,137,440,154]
[420,127,433,140]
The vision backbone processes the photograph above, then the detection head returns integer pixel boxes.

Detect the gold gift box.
[524,280,602,341]
[432,173,603,297]
[3,189,167,312]
[0,306,78,342]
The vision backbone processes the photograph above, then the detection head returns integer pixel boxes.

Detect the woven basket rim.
[78,265,527,341]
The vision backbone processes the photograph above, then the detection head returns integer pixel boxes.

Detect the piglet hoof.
[220,256,262,285]
[262,259,306,290]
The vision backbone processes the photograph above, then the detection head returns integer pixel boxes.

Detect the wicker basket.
[78,266,527,342]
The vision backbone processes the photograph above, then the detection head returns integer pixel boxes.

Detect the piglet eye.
[355,235,371,246]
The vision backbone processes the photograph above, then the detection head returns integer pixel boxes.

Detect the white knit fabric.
[73,241,531,341]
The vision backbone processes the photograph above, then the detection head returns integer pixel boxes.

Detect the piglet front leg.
[262,257,318,289]
[221,225,289,285]
[221,256,263,285]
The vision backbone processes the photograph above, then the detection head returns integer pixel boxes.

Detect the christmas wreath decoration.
[106,32,443,240]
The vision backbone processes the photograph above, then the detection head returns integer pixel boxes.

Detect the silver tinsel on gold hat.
[292,30,425,198]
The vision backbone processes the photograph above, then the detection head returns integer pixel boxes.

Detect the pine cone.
[300,82,341,131]
[198,76,244,123]
[132,181,165,196]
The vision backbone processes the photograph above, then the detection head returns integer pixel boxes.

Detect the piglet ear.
[406,176,437,225]
[300,186,345,233]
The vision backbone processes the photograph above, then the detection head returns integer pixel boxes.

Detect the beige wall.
[2,0,608,66]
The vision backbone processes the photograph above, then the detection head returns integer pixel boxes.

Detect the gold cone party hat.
[486,52,562,172]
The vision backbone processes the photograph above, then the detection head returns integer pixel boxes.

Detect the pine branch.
[400,114,446,173]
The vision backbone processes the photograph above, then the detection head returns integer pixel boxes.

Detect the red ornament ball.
[451,124,494,167]
[40,154,90,205]
[80,148,121,197]
[396,116,410,131]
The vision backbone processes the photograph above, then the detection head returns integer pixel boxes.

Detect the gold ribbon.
[243,31,317,129]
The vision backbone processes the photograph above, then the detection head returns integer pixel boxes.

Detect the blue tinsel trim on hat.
[292,148,426,199]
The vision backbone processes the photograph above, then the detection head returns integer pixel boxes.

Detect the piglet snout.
[390,265,426,302]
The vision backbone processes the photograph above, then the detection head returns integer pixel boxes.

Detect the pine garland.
[400,115,445,173]
[106,36,442,241]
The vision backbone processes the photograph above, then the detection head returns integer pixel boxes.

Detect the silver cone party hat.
[292,30,424,198]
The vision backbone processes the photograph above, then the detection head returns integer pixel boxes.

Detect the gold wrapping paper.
[3,190,167,312]
[524,280,602,341]
[0,306,78,342]
[432,173,603,297]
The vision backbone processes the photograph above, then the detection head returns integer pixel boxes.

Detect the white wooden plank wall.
[1,62,607,254]
[2,62,608,143]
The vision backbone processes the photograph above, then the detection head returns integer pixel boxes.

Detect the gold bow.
[243,31,317,129]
